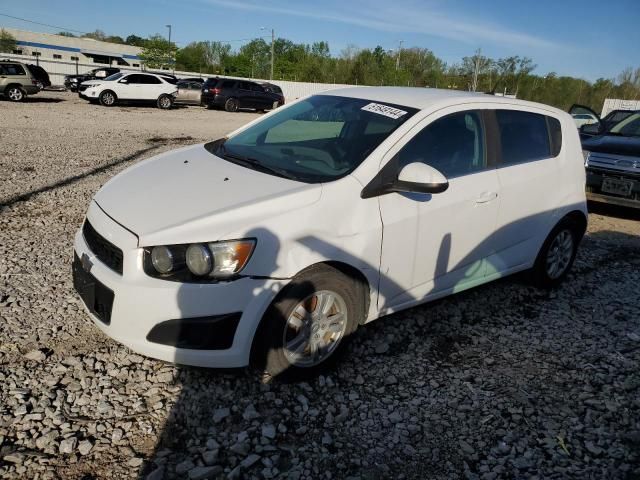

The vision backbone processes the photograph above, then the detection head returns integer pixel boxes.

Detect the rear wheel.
[6,85,25,102]
[251,265,362,380]
[224,97,239,112]
[157,94,173,110]
[531,218,580,288]
[99,90,116,106]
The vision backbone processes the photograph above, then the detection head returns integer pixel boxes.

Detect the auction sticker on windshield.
[361,103,408,119]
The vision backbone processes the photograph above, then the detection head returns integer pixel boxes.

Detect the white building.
[3,27,142,67]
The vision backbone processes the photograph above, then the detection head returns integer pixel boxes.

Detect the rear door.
[237,81,255,108]
[1,63,27,90]
[487,109,563,274]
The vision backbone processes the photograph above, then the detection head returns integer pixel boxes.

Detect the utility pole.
[395,40,403,71]
[270,28,275,80]
[260,27,275,80]
[166,24,173,73]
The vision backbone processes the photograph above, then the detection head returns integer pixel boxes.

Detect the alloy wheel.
[8,88,23,101]
[283,290,348,367]
[546,229,574,279]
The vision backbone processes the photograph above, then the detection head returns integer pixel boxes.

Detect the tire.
[99,90,117,107]
[224,97,239,112]
[6,85,25,102]
[251,264,363,380]
[530,218,580,288]
[157,94,173,110]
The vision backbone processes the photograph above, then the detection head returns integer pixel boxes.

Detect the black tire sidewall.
[252,266,362,380]
[532,219,579,288]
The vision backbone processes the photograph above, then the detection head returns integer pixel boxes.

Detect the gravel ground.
[1,91,639,480]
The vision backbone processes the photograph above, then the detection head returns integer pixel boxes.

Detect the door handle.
[475,191,498,204]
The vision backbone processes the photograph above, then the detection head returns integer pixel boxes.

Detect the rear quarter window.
[496,110,554,166]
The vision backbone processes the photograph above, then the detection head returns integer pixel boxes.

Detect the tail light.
[32,79,39,85]
[209,87,221,94]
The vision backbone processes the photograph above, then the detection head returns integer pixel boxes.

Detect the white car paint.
[73,87,587,368]
[80,72,177,103]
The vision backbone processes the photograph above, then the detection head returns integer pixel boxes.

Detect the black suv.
[65,67,120,91]
[201,78,284,112]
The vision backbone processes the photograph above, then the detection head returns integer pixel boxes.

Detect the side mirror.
[396,162,449,194]
[119,78,128,84]
[361,161,449,199]
[580,123,601,135]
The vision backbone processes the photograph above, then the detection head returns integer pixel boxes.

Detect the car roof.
[323,86,565,115]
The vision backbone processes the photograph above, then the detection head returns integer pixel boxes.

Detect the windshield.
[212,95,418,183]
[104,72,124,81]
[609,113,640,137]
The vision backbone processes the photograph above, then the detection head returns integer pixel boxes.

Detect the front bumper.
[72,202,285,368]
[586,169,640,209]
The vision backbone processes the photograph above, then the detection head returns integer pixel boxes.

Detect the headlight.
[582,150,590,166]
[151,246,176,274]
[144,239,256,281]
[186,244,213,276]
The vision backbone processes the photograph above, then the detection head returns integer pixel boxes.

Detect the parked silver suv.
[0,60,42,101]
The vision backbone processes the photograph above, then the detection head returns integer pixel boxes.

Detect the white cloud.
[201,0,556,49]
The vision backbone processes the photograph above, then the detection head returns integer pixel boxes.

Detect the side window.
[4,64,26,75]
[496,110,551,165]
[397,111,487,178]
[250,83,264,92]
[221,80,235,89]
[124,74,141,84]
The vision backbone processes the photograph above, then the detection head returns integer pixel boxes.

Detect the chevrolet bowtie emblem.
[80,253,93,273]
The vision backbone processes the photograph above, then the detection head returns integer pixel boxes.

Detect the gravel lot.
[1,91,639,480]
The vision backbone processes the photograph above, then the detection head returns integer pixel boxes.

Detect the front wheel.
[157,94,173,110]
[99,90,116,106]
[251,265,362,380]
[6,86,25,102]
[531,219,580,288]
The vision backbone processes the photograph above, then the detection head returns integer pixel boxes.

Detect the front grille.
[82,221,123,274]
[588,153,640,175]
[78,84,89,92]
[72,253,114,325]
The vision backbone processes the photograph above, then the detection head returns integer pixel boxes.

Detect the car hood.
[93,144,322,246]
[582,134,640,157]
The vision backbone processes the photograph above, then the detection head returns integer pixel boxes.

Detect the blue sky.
[2,0,639,81]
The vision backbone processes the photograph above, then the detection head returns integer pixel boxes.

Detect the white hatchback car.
[73,87,587,378]
[78,72,177,109]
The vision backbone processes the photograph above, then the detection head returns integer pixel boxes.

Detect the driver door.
[376,107,500,312]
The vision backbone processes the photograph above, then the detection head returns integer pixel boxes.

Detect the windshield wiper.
[218,146,299,181]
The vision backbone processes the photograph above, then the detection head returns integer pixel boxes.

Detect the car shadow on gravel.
[22,97,66,104]
[587,201,640,221]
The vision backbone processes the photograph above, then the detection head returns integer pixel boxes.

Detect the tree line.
[1,28,639,113]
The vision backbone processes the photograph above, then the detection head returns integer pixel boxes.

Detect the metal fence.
[2,53,354,101]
